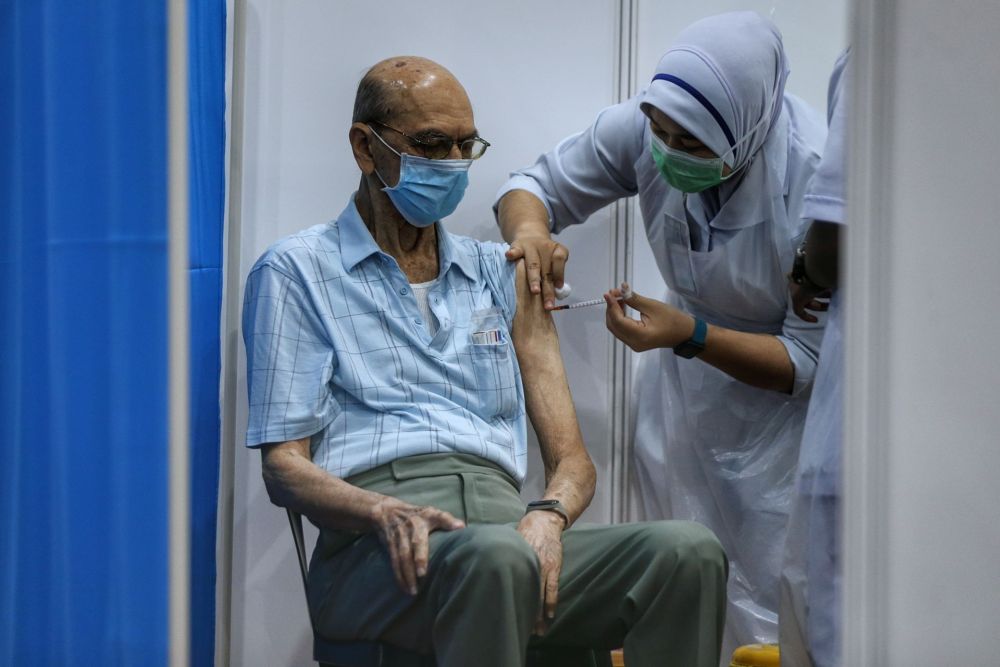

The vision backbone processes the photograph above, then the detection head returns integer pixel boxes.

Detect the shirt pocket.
[469,308,518,420]
[666,214,698,295]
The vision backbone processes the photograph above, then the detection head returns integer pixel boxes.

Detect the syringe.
[550,297,612,311]
[550,282,633,311]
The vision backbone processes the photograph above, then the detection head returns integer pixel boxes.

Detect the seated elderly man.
[242,56,727,667]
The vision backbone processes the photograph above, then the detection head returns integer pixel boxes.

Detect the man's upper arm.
[510,260,559,353]
[509,261,589,466]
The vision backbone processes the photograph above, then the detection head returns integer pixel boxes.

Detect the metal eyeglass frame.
[369,120,490,160]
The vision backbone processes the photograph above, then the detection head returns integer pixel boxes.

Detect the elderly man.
[242,56,726,667]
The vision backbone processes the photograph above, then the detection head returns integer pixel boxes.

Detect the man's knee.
[634,520,727,579]
[443,524,540,591]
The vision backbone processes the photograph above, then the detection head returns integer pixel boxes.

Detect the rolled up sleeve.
[777,302,827,396]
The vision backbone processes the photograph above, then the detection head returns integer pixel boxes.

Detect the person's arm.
[604,285,797,393]
[498,190,568,306]
[509,260,596,632]
[244,262,463,598]
[789,220,842,322]
[496,97,645,308]
[260,438,464,596]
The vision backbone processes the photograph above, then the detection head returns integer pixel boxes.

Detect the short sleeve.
[777,309,826,397]
[802,52,850,226]
[475,242,518,329]
[242,262,337,447]
[494,95,646,233]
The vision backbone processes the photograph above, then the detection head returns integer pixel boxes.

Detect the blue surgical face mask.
[370,128,473,227]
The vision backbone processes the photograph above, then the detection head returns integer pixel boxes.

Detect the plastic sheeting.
[1,1,224,664]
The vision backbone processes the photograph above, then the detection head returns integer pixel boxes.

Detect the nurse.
[494,12,827,654]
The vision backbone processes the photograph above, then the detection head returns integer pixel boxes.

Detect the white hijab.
[642,11,789,173]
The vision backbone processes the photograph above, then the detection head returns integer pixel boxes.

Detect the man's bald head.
[352,56,469,127]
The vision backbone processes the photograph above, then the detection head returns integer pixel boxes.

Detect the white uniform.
[496,12,827,656]
[779,50,850,667]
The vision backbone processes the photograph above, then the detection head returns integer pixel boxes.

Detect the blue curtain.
[0,1,224,664]
[188,1,225,664]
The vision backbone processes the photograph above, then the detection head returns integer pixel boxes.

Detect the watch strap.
[525,499,569,527]
[673,318,707,358]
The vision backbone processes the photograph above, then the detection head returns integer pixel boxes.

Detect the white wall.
[218,1,846,664]
[844,1,1000,663]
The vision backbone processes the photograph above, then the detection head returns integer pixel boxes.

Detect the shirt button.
[399,287,408,295]
[414,318,422,325]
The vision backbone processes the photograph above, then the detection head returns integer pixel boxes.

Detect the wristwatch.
[673,317,707,359]
[790,244,822,289]
[525,499,569,527]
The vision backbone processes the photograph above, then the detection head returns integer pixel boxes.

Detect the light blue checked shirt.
[242,197,527,483]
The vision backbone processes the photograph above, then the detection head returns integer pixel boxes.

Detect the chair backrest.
[286,508,311,601]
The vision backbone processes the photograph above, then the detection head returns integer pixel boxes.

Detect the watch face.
[673,341,704,359]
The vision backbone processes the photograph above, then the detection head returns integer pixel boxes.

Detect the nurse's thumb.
[618,283,652,311]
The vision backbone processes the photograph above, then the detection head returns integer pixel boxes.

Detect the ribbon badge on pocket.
[471,328,506,346]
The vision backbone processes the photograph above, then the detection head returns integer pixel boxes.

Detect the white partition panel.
[844,1,1000,664]
[221,2,619,664]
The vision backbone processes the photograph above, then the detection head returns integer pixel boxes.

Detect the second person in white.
[495,11,827,654]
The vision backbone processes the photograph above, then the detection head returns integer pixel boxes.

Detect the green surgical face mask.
[650,133,731,193]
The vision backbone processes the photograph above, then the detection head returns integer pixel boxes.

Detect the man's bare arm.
[261,438,463,595]
[510,260,596,522]
[509,259,595,630]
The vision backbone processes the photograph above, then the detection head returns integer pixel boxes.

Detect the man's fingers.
[424,507,465,531]
[393,523,419,595]
[385,533,407,593]
[411,521,430,579]
[544,567,560,620]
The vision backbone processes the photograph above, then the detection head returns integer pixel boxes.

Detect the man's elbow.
[261,449,300,509]
[261,466,292,508]
[581,456,597,499]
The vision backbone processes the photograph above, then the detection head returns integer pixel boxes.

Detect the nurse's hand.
[788,281,831,323]
[505,235,569,310]
[604,283,696,352]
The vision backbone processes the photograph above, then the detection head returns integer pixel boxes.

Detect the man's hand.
[788,280,831,323]
[516,510,566,635]
[505,235,569,310]
[371,496,465,596]
[604,284,695,351]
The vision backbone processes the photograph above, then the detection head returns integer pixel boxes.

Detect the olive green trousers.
[308,454,726,667]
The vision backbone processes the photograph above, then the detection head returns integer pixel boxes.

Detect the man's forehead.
[391,87,475,132]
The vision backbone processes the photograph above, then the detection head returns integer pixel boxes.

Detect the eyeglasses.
[369,121,490,160]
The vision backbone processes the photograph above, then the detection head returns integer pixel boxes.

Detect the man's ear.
[350,122,376,175]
